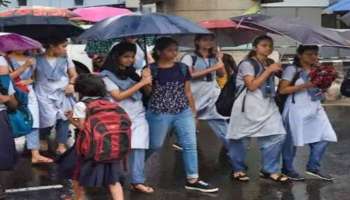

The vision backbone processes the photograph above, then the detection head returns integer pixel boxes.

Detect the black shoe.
[172,143,183,151]
[0,185,6,199]
[185,180,219,193]
[306,170,335,181]
[282,171,305,181]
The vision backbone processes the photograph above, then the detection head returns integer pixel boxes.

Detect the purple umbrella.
[0,32,42,53]
[232,14,350,48]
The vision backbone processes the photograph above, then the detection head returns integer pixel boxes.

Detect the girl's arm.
[65,67,78,95]
[244,63,281,91]
[189,61,225,79]
[0,94,17,109]
[278,80,314,95]
[110,68,152,101]
[9,58,34,79]
[185,81,196,116]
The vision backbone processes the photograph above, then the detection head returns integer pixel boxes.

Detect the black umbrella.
[232,14,350,48]
[0,15,83,40]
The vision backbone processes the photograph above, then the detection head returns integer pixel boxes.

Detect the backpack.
[0,74,33,138]
[341,69,350,97]
[275,67,301,113]
[76,98,132,162]
[215,58,260,117]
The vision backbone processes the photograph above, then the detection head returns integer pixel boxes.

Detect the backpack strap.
[149,63,158,79]
[290,68,301,104]
[239,58,262,112]
[4,56,15,72]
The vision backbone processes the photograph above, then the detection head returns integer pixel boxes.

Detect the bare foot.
[130,184,154,194]
[56,144,67,155]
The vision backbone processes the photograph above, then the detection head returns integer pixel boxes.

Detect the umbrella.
[341,12,350,26]
[198,19,264,46]
[79,13,211,65]
[0,15,84,40]
[0,32,42,53]
[0,6,78,18]
[72,6,133,23]
[232,14,350,47]
[324,0,350,14]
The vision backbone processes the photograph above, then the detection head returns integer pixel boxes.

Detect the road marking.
[5,185,63,193]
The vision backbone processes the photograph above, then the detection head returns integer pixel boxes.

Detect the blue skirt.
[56,144,124,187]
[0,111,17,170]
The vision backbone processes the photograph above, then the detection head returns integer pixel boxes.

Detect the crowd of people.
[0,34,338,200]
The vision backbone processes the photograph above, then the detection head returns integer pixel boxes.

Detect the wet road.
[2,105,350,200]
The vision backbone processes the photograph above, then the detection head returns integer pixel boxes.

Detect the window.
[74,0,84,6]
[17,0,27,6]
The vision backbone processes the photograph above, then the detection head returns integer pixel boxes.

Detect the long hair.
[247,35,274,58]
[293,45,319,67]
[194,34,216,58]
[222,53,237,74]
[152,37,178,61]
[101,42,139,81]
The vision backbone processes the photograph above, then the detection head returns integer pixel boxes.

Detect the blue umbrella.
[78,13,211,65]
[324,0,350,14]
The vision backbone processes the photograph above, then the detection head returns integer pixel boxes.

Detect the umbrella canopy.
[0,15,84,40]
[324,0,350,14]
[78,13,211,41]
[232,14,350,47]
[198,19,264,46]
[0,32,42,53]
[341,12,350,26]
[0,6,78,18]
[72,6,133,23]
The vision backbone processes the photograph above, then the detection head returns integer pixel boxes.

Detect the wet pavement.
[1,105,350,200]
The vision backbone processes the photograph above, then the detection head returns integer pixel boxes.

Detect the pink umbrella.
[72,6,133,23]
[0,32,42,53]
[198,19,265,46]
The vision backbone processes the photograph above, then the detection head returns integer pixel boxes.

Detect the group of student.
[0,34,338,200]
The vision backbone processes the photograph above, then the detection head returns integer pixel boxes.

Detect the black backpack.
[275,67,301,113]
[215,58,260,117]
[341,70,350,97]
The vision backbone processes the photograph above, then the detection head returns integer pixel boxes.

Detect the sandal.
[32,155,54,164]
[130,184,154,194]
[232,172,250,182]
[260,171,289,183]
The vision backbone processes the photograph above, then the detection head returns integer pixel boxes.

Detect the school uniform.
[8,58,40,150]
[181,54,230,148]
[71,97,124,187]
[101,70,149,184]
[281,65,337,174]
[227,59,286,174]
[34,55,76,144]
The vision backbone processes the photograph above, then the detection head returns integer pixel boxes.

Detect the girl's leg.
[227,139,248,173]
[258,134,285,174]
[145,112,172,159]
[129,149,154,193]
[72,180,86,200]
[109,182,124,200]
[173,109,198,181]
[307,141,328,172]
[26,129,53,163]
[206,119,229,148]
[55,119,70,154]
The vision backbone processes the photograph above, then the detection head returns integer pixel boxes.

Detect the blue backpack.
[0,74,33,138]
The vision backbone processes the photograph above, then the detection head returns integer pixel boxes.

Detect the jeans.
[146,108,199,179]
[129,149,146,184]
[26,129,40,150]
[39,119,70,144]
[229,134,285,174]
[206,119,229,148]
[282,131,329,173]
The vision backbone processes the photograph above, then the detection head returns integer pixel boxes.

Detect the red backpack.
[76,98,132,162]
